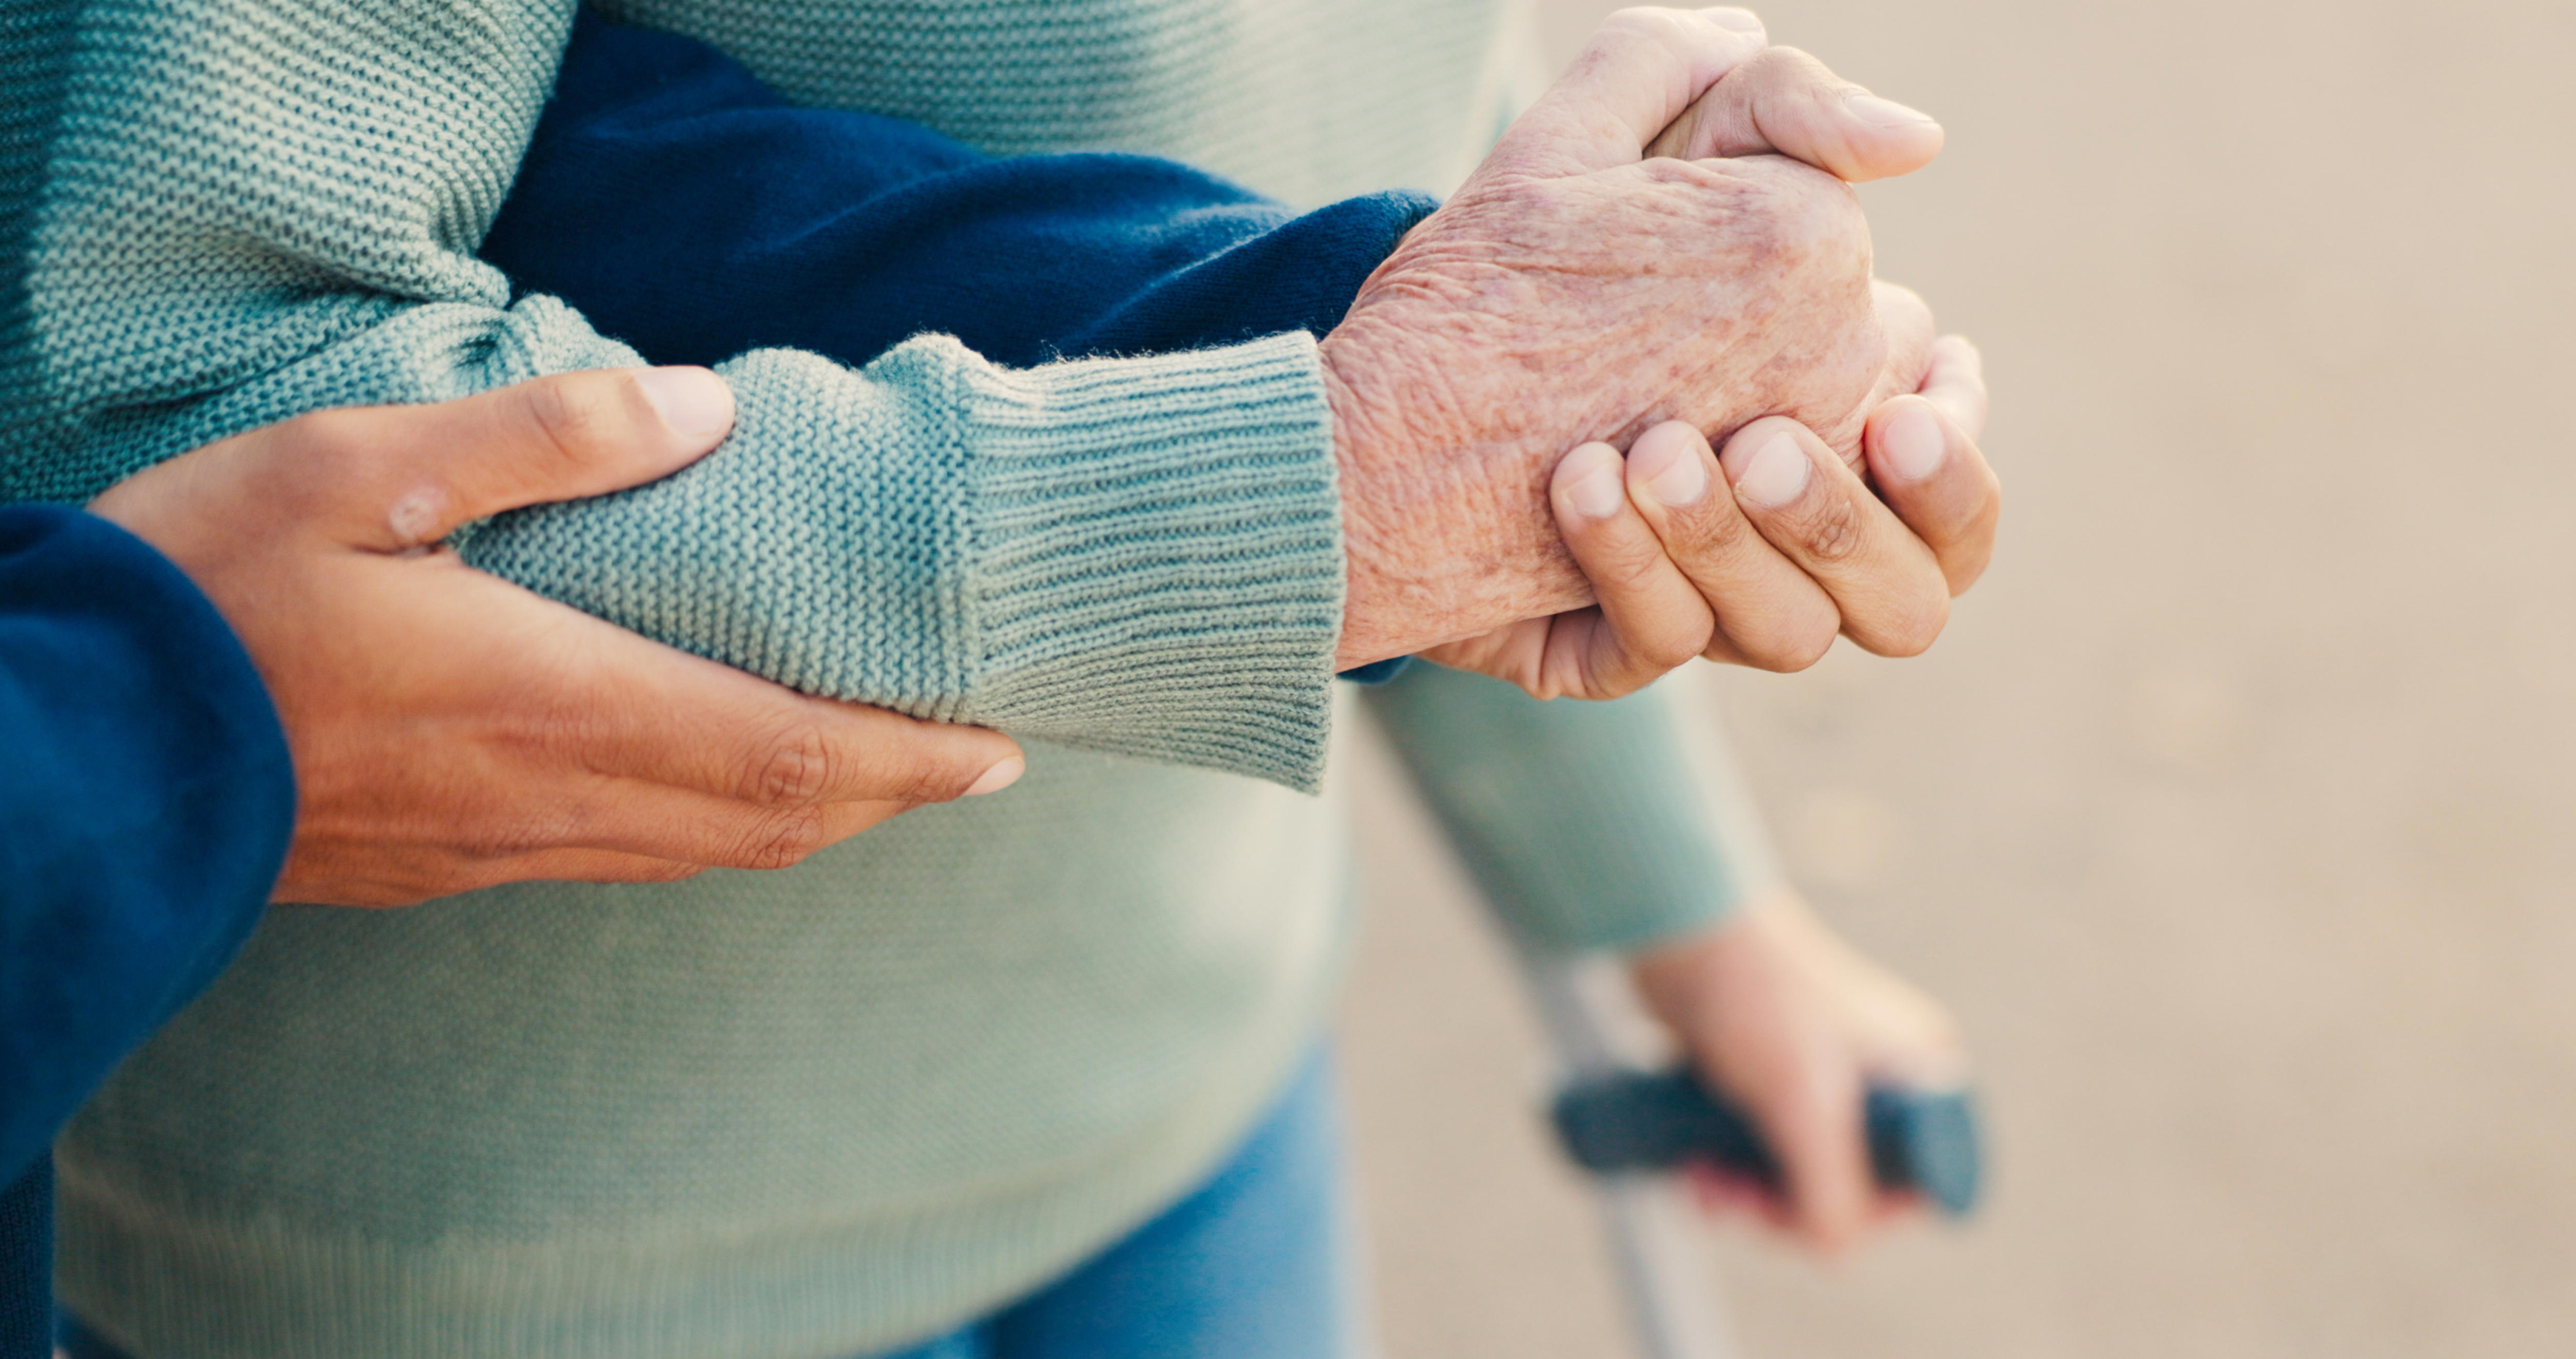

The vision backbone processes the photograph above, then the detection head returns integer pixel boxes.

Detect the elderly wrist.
[1319,337,1412,667]
[1320,330,1595,666]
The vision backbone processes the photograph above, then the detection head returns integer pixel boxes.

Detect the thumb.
[1489,7,1770,178]
[331,367,735,551]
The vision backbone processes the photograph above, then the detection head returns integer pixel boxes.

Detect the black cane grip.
[1550,1067,1983,1217]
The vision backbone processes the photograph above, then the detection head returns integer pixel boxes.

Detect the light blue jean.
[62,1046,1360,1359]
[877,1045,1361,1359]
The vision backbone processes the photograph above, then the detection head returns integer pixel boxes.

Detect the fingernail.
[1880,402,1946,482]
[636,366,736,441]
[1735,431,1812,509]
[1644,440,1709,508]
[1844,91,1936,128]
[1565,462,1626,520]
[1704,7,1765,33]
[964,756,1025,797]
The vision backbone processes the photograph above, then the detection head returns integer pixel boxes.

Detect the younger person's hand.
[1423,335,1994,696]
[90,370,1026,907]
[1629,889,1968,1255]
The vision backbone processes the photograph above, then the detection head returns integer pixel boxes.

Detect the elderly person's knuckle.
[1742,44,1810,88]
[1735,165,1867,275]
[1774,48,1856,107]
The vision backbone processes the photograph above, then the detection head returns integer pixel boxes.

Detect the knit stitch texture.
[30,8,1771,1359]
[1,0,1363,789]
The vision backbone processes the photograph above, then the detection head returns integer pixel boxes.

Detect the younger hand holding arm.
[90,370,1025,907]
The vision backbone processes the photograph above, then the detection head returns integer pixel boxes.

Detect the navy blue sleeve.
[485,11,1435,376]
[0,507,294,1358]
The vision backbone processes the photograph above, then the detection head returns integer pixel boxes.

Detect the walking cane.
[1518,947,1985,1359]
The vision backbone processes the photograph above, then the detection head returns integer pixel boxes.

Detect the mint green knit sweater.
[12,4,1781,1357]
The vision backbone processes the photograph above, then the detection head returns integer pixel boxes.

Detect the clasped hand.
[1325,6,2000,694]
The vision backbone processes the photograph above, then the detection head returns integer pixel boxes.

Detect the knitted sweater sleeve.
[0,0,1351,788]
[1362,664,1789,954]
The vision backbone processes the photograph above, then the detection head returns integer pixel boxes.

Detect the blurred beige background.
[1337,2,2576,1355]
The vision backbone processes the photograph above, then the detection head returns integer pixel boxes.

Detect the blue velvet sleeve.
[0,507,293,1356]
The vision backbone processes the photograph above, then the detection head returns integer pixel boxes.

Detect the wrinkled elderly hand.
[1326,8,1998,683]
[89,370,1026,907]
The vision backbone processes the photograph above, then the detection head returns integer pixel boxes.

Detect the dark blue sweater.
[0,508,292,1359]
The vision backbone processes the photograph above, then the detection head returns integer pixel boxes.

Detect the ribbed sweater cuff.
[955,331,1345,792]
